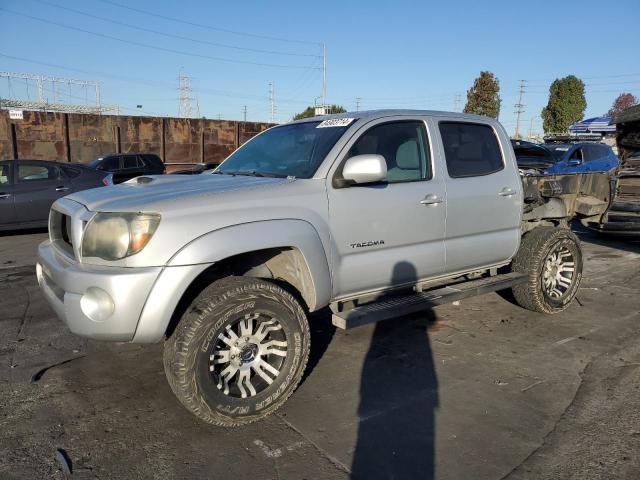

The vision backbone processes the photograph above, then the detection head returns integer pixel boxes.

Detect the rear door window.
[584,145,608,162]
[438,122,504,178]
[17,163,58,182]
[122,155,140,169]
[142,154,163,169]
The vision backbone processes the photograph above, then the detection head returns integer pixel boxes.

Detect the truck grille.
[49,209,75,258]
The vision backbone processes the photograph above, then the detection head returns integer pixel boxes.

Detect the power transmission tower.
[453,94,462,112]
[269,81,275,123]
[177,68,194,118]
[514,80,526,139]
[242,105,247,122]
[355,97,361,112]
[0,71,118,114]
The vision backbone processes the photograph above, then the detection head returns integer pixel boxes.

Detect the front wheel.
[163,277,310,426]
[511,227,583,314]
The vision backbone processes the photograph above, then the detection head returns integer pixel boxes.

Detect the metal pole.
[322,42,327,110]
[514,80,526,139]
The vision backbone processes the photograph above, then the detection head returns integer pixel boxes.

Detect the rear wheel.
[163,277,310,426]
[511,227,583,314]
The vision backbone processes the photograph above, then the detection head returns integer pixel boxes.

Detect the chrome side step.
[331,272,527,330]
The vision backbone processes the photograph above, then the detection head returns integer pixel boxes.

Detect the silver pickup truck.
[37,110,610,426]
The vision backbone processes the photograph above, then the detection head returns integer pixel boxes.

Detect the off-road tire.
[163,277,310,427]
[511,227,583,314]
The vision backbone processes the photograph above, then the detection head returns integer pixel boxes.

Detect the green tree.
[293,104,346,120]
[463,71,501,118]
[607,92,639,118]
[541,76,586,133]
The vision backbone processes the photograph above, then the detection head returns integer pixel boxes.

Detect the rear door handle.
[55,186,70,192]
[420,194,443,206]
[498,187,516,197]
[0,193,11,199]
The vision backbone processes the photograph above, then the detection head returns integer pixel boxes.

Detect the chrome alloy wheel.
[209,314,288,398]
[542,245,575,299]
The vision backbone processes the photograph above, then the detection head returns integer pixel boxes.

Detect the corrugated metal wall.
[0,110,272,169]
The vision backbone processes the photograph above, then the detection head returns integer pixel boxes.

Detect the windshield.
[544,145,571,161]
[216,121,351,178]
[513,144,555,166]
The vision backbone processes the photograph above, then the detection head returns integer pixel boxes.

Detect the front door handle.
[420,194,443,206]
[55,186,70,192]
[0,193,11,199]
[498,187,516,197]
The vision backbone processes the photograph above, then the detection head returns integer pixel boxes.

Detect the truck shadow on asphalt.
[306,261,439,479]
[351,314,438,479]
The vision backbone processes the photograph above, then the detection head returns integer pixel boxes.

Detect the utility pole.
[514,80,526,139]
[195,96,201,118]
[322,42,327,111]
[355,97,361,112]
[269,81,275,123]
[528,117,535,139]
[242,105,247,122]
[453,94,462,112]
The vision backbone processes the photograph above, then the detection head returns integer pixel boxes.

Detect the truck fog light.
[80,287,115,322]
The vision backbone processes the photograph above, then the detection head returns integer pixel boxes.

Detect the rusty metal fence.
[0,110,273,169]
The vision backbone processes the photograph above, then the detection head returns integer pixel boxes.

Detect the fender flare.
[167,219,332,311]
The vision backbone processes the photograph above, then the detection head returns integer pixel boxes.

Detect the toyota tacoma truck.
[36,110,611,426]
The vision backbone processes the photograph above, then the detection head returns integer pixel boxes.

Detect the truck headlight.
[81,212,161,260]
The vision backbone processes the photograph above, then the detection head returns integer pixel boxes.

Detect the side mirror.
[341,154,387,186]
[568,158,582,166]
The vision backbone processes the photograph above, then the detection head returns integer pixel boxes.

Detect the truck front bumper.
[37,240,162,341]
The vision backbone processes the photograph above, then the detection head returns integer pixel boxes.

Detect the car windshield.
[88,159,103,168]
[513,144,555,167]
[544,145,571,161]
[216,120,352,178]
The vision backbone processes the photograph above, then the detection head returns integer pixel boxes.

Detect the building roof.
[569,116,615,134]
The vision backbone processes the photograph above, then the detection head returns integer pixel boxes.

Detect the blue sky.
[1,0,639,135]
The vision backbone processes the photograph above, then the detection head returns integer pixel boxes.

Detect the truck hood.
[67,173,290,212]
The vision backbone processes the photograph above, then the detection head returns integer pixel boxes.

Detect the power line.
[95,0,319,46]
[0,51,315,106]
[0,52,282,103]
[1,8,320,70]
[33,0,320,59]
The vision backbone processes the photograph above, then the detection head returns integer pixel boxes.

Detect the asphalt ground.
[0,228,639,479]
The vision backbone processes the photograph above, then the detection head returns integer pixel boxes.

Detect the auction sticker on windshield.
[316,118,355,128]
